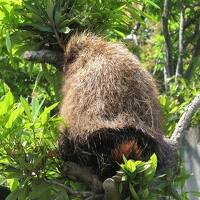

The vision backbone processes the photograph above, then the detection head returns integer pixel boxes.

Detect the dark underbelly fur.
[58,127,162,180]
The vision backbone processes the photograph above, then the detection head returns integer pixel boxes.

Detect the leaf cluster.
[0,82,67,200]
[117,154,200,200]
[12,0,146,50]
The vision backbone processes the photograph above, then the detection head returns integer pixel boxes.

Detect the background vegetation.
[0,0,200,199]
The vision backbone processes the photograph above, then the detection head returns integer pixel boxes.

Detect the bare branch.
[60,162,125,200]
[61,162,103,193]
[24,50,64,70]
[44,179,103,199]
[170,93,200,147]
[162,0,174,82]
[175,6,185,81]
[103,178,120,200]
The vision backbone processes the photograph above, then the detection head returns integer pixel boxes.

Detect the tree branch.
[175,6,185,81]
[103,178,120,200]
[24,50,64,70]
[170,93,200,148]
[61,162,103,193]
[162,0,174,82]
[60,162,123,200]
[45,179,103,199]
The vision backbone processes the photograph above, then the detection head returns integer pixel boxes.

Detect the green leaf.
[31,23,53,32]
[7,179,19,192]
[5,106,23,128]
[136,163,149,173]
[144,0,160,9]
[129,183,139,200]
[143,188,149,198]
[134,160,142,166]
[40,102,59,125]
[31,97,45,123]
[30,183,52,198]
[5,32,12,52]
[17,187,28,200]
[6,189,21,200]
[46,102,59,112]
[0,91,14,116]
[125,160,136,173]
[41,64,52,84]
[0,5,10,20]
[20,96,32,121]
[159,95,167,106]
[142,160,157,182]
[169,106,178,114]
[46,0,55,22]
[122,155,127,163]
[24,2,46,21]
[5,167,23,179]
[150,153,157,172]
[113,29,125,38]
[190,191,200,197]
[4,91,14,107]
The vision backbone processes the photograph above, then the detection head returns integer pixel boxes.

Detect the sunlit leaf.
[20,96,32,121]
[7,178,19,192]
[5,106,23,128]
[0,91,14,116]
[125,160,136,173]
[31,97,45,123]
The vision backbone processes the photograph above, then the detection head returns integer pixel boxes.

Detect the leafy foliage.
[118,154,200,200]
[0,83,65,200]
[119,154,158,200]
[160,78,200,136]
[3,0,149,51]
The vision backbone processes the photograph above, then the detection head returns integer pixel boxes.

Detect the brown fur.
[58,32,167,178]
[60,32,162,139]
[111,140,142,162]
